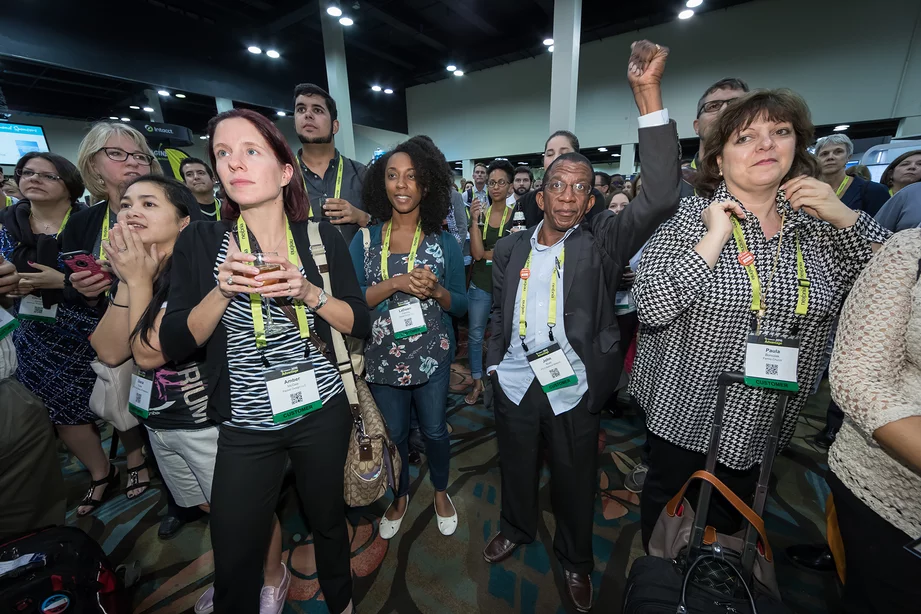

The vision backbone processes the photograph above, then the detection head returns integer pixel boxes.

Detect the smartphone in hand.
[62,250,112,283]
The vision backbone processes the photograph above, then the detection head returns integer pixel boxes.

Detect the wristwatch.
[307,288,328,313]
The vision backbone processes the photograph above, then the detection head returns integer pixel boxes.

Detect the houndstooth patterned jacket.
[629,182,891,469]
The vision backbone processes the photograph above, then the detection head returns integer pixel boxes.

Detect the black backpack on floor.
[0,526,121,614]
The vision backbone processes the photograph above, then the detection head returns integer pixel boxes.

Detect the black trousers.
[493,375,601,574]
[211,393,353,614]
[640,431,760,550]
[828,471,921,614]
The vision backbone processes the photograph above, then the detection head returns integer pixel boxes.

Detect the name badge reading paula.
[744,334,800,392]
[128,370,154,419]
[265,363,323,424]
[390,297,427,339]
[527,342,578,395]
[18,295,58,323]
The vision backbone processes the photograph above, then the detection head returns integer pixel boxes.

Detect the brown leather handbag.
[307,222,400,507]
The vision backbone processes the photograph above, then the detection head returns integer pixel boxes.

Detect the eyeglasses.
[98,147,154,166]
[487,179,509,188]
[546,180,591,195]
[697,98,740,117]
[16,168,62,182]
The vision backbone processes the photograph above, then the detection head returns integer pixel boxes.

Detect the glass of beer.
[252,252,285,335]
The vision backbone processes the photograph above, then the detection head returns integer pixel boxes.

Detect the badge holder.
[0,308,20,341]
[390,297,427,339]
[128,369,154,419]
[17,295,58,323]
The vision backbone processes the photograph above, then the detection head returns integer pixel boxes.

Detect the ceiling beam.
[301,21,417,71]
[529,0,553,17]
[429,0,501,36]
[262,0,321,34]
[361,5,447,52]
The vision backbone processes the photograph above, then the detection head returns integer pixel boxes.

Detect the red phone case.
[63,252,111,281]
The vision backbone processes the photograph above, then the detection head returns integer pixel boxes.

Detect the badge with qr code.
[526,342,578,404]
[744,334,800,392]
[264,362,322,424]
[390,297,427,339]
[128,370,154,419]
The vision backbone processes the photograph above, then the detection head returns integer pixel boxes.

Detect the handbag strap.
[306,222,361,414]
[665,469,774,562]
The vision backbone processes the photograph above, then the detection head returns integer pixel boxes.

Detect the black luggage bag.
[623,371,794,614]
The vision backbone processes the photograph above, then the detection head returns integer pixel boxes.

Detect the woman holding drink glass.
[160,109,369,614]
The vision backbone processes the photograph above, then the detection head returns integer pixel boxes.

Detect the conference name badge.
[128,370,154,419]
[527,342,578,396]
[744,334,800,392]
[0,308,20,342]
[390,298,427,339]
[18,295,57,323]
[265,363,322,424]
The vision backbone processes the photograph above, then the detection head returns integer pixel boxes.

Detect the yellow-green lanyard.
[213,198,221,221]
[381,220,423,281]
[303,155,344,219]
[99,207,115,260]
[518,248,565,352]
[484,204,510,243]
[730,216,809,331]
[834,176,849,198]
[235,216,309,349]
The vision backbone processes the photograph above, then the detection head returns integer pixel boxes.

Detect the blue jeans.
[370,359,452,498]
[466,282,493,380]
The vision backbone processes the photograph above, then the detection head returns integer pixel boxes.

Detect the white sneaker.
[194,586,214,614]
[259,564,290,614]
[435,492,458,536]
[379,496,408,540]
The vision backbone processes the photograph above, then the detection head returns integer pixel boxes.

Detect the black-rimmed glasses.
[98,147,154,166]
[16,168,62,182]
[697,98,740,117]
[546,180,591,195]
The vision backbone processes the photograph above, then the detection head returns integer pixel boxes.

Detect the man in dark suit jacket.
[481,40,681,613]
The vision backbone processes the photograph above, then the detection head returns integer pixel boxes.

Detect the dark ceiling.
[0,0,757,135]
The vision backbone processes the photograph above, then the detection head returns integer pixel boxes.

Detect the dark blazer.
[487,120,681,412]
[160,218,371,424]
[841,176,890,218]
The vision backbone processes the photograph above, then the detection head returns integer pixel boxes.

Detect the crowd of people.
[0,38,919,614]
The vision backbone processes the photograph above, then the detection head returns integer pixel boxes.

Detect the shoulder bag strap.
[306,222,360,410]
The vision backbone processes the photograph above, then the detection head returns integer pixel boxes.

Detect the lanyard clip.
[520,335,529,353]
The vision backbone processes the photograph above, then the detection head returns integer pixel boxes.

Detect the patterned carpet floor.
[60,352,841,613]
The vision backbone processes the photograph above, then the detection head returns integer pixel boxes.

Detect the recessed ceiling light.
[543,38,554,46]
[384,88,394,94]
[276,111,286,116]
[446,64,457,72]
[454,70,464,77]
[175,93,186,98]
[200,135,209,140]
[371,85,382,92]
[247,46,262,54]
[120,117,130,122]
[833,124,850,131]
[687,0,703,6]
[326,5,342,17]
[598,147,608,152]
[158,90,170,96]
[548,45,554,52]
[339,16,353,26]
[109,116,119,120]
[611,153,621,157]
[129,105,140,110]
[266,50,280,59]
[143,107,154,112]
[678,9,694,19]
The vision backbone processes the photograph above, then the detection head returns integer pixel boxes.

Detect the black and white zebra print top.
[214,232,344,430]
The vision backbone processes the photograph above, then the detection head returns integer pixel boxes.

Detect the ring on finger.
[287,282,292,293]
[226,275,234,285]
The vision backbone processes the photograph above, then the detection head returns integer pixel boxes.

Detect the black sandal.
[125,460,152,500]
[77,464,119,517]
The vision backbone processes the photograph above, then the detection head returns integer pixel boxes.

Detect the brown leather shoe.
[564,570,593,612]
[482,532,519,563]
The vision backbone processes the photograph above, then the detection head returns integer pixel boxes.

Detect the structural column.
[321,11,356,159]
[617,143,636,176]
[462,160,474,184]
[548,0,582,134]
[215,98,234,114]
[143,89,164,123]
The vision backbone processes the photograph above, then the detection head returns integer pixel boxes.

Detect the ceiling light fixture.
[109,116,119,120]
[158,90,170,96]
[543,38,554,46]
[384,88,393,94]
[611,153,621,157]
[453,70,464,77]
[339,16,354,26]
[446,64,457,72]
[687,0,703,6]
[678,9,694,19]
[247,46,262,54]
[598,147,608,152]
[266,49,280,59]
[175,93,186,98]
[548,45,554,52]
[371,85,382,92]
[200,135,208,140]
[143,106,154,112]
[129,105,140,110]
[833,124,850,131]
[327,3,343,17]
[276,111,286,116]
[120,117,130,122]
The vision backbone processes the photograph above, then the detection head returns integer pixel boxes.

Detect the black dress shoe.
[564,570,593,612]
[786,543,836,572]
[158,514,185,540]
[814,426,839,449]
[483,532,520,564]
